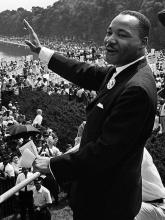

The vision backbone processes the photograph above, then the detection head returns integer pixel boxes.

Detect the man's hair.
[120,10,151,39]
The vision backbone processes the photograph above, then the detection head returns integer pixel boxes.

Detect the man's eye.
[106,32,112,36]
[118,33,127,37]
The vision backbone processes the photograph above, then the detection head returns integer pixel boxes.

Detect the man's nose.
[104,34,116,46]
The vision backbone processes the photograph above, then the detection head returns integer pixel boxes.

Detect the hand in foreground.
[33,156,51,174]
[23,19,41,54]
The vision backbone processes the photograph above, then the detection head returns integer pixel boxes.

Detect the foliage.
[10,89,86,152]
[0,0,165,48]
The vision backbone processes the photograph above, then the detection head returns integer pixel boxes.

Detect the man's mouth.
[106,47,118,53]
[106,47,118,55]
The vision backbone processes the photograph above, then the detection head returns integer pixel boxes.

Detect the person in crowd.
[1,106,7,115]
[42,77,48,92]
[25,10,157,220]
[33,177,52,220]
[23,75,32,88]
[11,153,21,176]
[46,135,62,157]
[76,87,84,102]
[15,167,34,220]
[73,121,86,149]
[153,111,162,134]
[35,77,42,90]
[136,148,165,219]
[32,109,43,127]
[0,154,15,179]
[160,101,165,133]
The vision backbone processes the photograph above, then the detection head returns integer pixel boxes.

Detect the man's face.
[12,156,19,163]
[104,14,145,67]
[34,180,41,191]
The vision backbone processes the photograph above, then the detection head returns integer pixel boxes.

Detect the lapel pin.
[107,78,116,89]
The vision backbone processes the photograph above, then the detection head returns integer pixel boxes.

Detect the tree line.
[0,0,165,49]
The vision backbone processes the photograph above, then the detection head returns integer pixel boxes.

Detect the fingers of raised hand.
[23,19,34,33]
[25,40,36,52]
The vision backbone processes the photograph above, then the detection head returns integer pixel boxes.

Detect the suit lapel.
[86,58,147,112]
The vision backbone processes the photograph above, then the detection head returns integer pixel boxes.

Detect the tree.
[10,89,86,152]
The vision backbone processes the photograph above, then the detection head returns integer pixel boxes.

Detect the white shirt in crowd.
[33,185,52,207]
[0,162,15,177]
[160,103,165,117]
[32,114,43,126]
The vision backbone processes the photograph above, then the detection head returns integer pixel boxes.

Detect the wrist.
[36,46,41,54]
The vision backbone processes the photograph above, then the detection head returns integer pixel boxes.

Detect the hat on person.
[158,9,165,26]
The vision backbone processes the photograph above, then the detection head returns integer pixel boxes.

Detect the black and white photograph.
[0,0,165,220]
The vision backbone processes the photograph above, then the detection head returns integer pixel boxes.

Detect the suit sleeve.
[48,53,110,91]
[50,86,154,183]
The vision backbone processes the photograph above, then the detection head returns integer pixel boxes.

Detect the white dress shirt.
[0,162,15,177]
[33,185,52,207]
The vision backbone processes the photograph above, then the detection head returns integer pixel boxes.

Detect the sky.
[0,0,57,12]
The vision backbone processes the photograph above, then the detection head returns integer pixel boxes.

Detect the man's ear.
[141,37,148,48]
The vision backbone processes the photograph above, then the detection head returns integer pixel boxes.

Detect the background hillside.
[0,0,165,48]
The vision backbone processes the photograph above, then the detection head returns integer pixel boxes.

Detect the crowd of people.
[0,99,82,219]
[0,63,88,219]
[0,56,97,107]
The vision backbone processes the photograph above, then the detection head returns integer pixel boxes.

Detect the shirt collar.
[115,56,145,76]
[36,186,43,193]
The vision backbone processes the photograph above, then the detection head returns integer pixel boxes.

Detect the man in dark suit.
[24,10,157,220]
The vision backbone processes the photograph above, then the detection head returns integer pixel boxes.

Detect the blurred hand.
[33,156,51,174]
[23,19,41,54]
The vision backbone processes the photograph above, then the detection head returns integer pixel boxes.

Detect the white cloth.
[135,149,165,220]
[32,114,43,126]
[39,47,54,64]
[135,202,165,220]
[153,115,161,131]
[33,185,52,207]
[142,148,165,201]
[160,104,165,116]
[0,162,15,177]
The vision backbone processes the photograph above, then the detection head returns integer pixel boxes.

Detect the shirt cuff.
[39,47,54,65]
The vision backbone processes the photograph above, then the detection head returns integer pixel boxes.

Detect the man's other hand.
[33,156,51,174]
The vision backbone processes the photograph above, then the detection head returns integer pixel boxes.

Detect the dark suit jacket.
[48,54,157,220]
